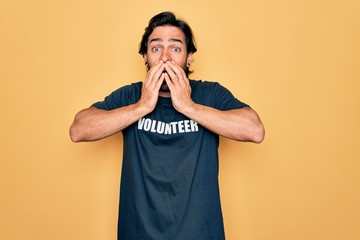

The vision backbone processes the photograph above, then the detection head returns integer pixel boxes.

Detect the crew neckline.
[158,96,172,104]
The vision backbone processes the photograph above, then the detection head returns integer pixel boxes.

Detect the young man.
[70,11,264,240]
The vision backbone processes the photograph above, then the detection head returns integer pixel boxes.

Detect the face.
[144,25,193,91]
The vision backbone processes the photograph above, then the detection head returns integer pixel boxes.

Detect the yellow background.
[1,0,359,239]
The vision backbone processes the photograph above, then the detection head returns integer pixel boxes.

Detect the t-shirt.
[92,80,249,240]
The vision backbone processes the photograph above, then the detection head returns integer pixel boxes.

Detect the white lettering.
[137,118,199,135]
[178,121,184,133]
[190,120,198,132]
[138,118,145,130]
[143,119,152,131]
[157,121,165,134]
[164,123,172,134]
[184,120,190,132]
[170,122,178,134]
[150,120,157,132]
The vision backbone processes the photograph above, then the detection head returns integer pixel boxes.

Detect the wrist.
[136,99,154,115]
[181,100,198,117]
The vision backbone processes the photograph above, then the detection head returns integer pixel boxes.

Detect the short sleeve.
[213,83,250,110]
[91,82,142,110]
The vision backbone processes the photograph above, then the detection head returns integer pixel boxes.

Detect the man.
[70,11,264,240]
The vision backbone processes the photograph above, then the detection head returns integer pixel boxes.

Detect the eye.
[172,47,181,52]
[151,47,161,52]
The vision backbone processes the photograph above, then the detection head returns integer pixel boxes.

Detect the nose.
[161,49,171,62]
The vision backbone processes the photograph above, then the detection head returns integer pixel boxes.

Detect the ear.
[143,54,148,64]
[187,52,193,66]
[143,54,150,71]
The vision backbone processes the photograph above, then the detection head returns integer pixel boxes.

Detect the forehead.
[148,25,186,43]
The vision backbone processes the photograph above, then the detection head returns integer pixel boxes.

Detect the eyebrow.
[149,38,184,44]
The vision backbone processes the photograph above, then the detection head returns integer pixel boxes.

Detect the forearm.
[182,104,265,143]
[70,103,149,142]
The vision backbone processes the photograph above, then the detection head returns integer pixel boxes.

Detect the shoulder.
[91,81,142,110]
[189,79,249,110]
[116,81,142,93]
[189,79,221,106]
[110,81,142,100]
[190,79,229,95]
[190,79,219,88]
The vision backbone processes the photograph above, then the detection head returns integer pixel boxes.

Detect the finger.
[147,61,163,80]
[167,61,187,86]
[155,73,166,91]
[164,71,175,90]
[164,63,177,83]
[146,61,165,86]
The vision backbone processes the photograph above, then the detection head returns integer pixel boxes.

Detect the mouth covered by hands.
[162,60,193,112]
[140,60,194,114]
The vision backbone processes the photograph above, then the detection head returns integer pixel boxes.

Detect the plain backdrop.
[1,0,359,239]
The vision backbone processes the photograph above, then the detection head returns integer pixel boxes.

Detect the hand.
[164,61,194,113]
[138,61,166,113]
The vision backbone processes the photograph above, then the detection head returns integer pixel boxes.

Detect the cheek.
[147,53,160,64]
[173,56,188,68]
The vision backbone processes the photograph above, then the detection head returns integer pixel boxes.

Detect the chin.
[160,82,170,92]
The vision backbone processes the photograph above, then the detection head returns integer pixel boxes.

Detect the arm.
[182,104,264,143]
[69,103,148,142]
[164,61,265,143]
[70,61,167,142]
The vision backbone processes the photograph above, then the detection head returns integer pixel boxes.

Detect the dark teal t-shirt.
[92,80,249,240]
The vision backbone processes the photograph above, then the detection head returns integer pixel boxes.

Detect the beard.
[159,70,172,92]
[160,78,171,92]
